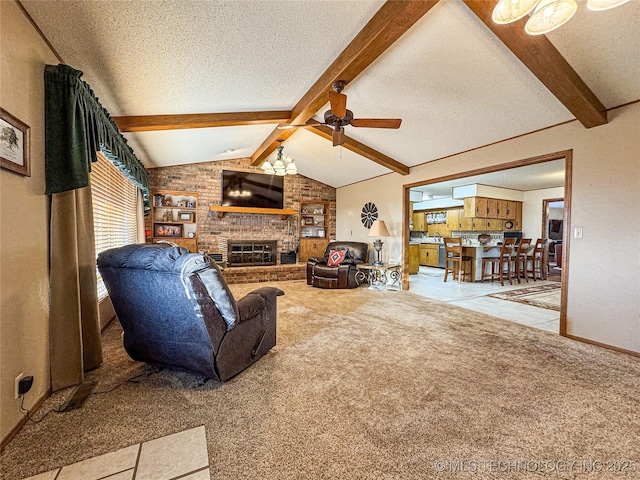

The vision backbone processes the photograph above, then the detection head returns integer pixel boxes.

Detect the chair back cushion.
[98,244,239,329]
[323,241,369,263]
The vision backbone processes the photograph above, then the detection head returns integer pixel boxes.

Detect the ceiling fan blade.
[333,127,345,147]
[351,118,402,129]
[277,123,324,129]
[329,91,347,118]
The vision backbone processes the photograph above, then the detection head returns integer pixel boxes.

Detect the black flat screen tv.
[221,170,284,209]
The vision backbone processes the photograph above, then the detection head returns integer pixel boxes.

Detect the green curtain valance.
[44,64,150,210]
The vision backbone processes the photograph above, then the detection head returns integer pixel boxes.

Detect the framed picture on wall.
[0,108,30,177]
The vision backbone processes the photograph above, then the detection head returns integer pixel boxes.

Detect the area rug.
[2,281,638,480]
[488,282,561,311]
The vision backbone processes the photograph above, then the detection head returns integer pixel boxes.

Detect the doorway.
[542,198,564,279]
[402,150,572,336]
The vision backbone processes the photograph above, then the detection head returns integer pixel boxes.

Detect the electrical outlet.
[15,373,24,399]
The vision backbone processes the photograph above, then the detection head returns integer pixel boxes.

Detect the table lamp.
[368,220,391,266]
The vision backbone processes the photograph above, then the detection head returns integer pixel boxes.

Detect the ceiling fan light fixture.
[525,0,577,35]
[587,0,630,10]
[492,0,540,23]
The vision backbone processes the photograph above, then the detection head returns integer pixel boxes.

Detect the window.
[91,152,138,300]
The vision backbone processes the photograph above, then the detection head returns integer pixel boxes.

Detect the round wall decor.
[504,220,514,230]
[361,202,378,229]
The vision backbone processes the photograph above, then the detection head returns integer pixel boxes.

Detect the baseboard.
[563,333,640,358]
[0,388,51,453]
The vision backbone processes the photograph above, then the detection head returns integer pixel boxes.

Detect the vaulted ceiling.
[20,0,640,188]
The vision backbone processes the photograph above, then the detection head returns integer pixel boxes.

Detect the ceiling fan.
[279,80,402,146]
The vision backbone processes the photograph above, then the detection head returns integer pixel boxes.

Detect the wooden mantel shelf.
[209,205,296,219]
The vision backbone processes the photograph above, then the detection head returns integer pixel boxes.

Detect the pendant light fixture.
[492,0,629,35]
[261,139,297,176]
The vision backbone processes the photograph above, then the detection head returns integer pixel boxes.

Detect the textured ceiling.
[21,0,640,188]
[410,159,566,197]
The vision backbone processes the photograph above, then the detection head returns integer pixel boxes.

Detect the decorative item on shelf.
[261,138,297,176]
[368,219,391,266]
[361,202,378,229]
[154,223,182,237]
[177,200,186,207]
[301,207,309,214]
[186,201,195,208]
[492,0,629,36]
[178,211,195,222]
[313,208,324,215]
[154,194,164,207]
[162,198,172,206]
[166,211,173,222]
[188,232,196,238]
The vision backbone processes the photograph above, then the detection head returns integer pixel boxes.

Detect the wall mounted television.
[221,170,284,209]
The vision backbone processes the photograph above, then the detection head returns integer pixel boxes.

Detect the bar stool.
[481,237,516,286]
[513,238,532,283]
[526,238,547,281]
[443,237,472,283]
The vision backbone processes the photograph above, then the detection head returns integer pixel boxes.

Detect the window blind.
[91,152,138,300]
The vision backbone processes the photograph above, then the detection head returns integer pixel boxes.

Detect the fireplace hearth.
[228,241,277,267]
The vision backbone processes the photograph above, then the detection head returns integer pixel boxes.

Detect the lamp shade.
[492,0,540,23]
[525,0,577,35]
[368,220,391,237]
[587,0,630,10]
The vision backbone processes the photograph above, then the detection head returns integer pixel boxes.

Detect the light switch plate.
[574,227,583,239]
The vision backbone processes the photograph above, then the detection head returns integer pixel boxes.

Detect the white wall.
[1,1,57,441]
[522,187,564,239]
[337,102,640,353]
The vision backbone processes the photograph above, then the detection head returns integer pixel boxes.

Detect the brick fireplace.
[146,157,335,283]
[227,240,277,267]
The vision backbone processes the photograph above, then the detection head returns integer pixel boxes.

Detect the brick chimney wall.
[146,158,336,259]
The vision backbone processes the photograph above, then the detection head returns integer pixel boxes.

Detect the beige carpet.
[2,281,639,479]
[488,283,562,311]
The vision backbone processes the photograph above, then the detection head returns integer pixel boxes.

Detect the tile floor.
[409,266,560,333]
[22,426,210,480]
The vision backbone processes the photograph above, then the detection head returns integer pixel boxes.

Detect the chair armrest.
[307,257,326,265]
[247,286,285,300]
[341,258,364,266]
[237,294,266,322]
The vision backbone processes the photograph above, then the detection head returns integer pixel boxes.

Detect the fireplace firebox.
[227,241,277,267]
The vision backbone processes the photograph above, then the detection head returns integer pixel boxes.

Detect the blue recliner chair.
[97,244,283,381]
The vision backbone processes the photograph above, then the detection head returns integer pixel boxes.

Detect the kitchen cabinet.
[471,218,487,231]
[446,208,459,231]
[486,218,504,231]
[409,244,420,274]
[464,197,488,218]
[413,211,426,231]
[419,243,439,267]
[513,202,523,230]
[487,199,498,218]
[497,200,508,219]
[459,211,473,230]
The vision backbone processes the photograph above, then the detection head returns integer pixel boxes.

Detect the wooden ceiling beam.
[308,125,409,175]
[113,110,292,132]
[250,0,439,166]
[463,0,607,128]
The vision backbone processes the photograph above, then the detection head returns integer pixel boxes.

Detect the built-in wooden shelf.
[209,205,296,219]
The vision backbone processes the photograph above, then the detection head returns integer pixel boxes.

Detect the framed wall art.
[0,108,30,177]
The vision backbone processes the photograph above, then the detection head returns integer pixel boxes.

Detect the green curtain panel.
[44,64,150,210]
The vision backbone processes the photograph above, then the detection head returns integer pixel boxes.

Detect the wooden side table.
[355,264,401,291]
